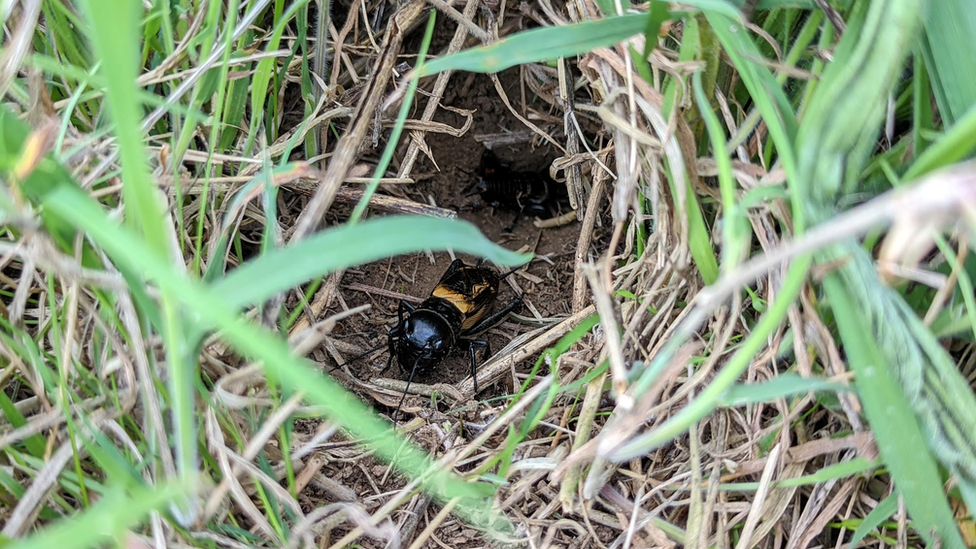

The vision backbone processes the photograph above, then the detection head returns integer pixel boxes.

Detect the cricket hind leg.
[459,293,523,393]
[463,292,524,336]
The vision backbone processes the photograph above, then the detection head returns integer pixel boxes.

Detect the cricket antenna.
[328,342,385,373]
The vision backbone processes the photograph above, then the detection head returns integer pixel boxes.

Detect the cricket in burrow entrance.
[460,149,569,233]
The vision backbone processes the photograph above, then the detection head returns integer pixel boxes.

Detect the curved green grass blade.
[903,102,976,180]
[704,11,799,190]
[692,70,743,278]
[421,2,741,77]
[720,457,877,492]
[824,274,966,549]
[681,182,720,285]
[725,0,852,7]
[79,0,201,501]
[6,480,194,549]
[213,215,530,312]
[421,14,649,75]
[721,374,848,406]
[37,183,516,533]
[849,492,899,548]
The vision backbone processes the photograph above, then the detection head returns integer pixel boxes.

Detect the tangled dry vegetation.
[0,0,933,548]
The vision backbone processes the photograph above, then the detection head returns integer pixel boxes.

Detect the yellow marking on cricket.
[432,286,476,314]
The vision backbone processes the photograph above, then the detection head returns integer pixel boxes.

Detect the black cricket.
[383,258,523,419]
[461,149,566,232]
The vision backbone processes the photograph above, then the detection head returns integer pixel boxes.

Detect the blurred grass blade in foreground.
[37,179,524,534]
[919,0,976,125]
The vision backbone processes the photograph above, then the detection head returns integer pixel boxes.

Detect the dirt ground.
[286,21,611,545]
[331,68,590,399]
[314,38,600,408]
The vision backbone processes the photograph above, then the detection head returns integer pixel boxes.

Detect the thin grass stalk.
[349,10,437,223]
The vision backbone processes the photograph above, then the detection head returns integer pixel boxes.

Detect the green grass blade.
[903,102,976,180]
[704,11,799,174]
[212,215,530,312]
[613,254,812,460]
[720,457,877,491]
[911,49,934,159]
[78,0,200,500]
[77,0,165,252]
[703,11,802,239]
[724,0,852,8]
[0,379,46,457]
[244,0,310,152]
[720,374,848,406]
[640,1,671,58]
[795,0,922,204]
[350,10,436,223]
[421,2,744,76]
[421,2,742,77]
[919,0,976,125]
[421,14,649,76]
[692,70,748,275]
[37,183,516,533]
[681,184,720,285]
[824,274,966,548]
[849,492,899,548]
[659,16,718,285]
[6,480,194,549]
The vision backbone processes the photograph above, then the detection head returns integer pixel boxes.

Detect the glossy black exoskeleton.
[384,258,522,419]
[461,149,566,232]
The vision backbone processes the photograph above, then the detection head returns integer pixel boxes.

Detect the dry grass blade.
[290,0,426,243]
[455,306,595,399]
[396,0,483,176]
[688,160,976,333]
[582,262,629,407]
[0,0,41,102]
